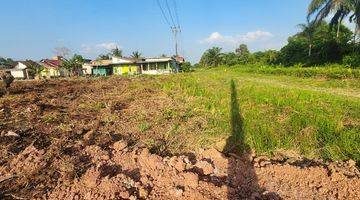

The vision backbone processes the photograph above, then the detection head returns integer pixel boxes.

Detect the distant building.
[84,56,182,76]
[39,56,68,78]
[6,60,41,79]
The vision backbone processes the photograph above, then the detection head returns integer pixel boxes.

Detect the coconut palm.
[307,0,359,39]
[131,51,142,60]
[200,47,223,67]
[297,20,317,56]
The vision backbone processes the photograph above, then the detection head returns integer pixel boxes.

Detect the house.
[6,60,40,79]
[89,59,113,76]
[85,56,183,76]
[139,57,178,75]
[112,57,139,75]
[39,56,67,78]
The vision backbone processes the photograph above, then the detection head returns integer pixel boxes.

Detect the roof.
[40,59,63,68]
[90,59,113,67]
[16,60,42,68]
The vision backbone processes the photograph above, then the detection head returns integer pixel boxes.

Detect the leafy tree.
[111,47,122,57]
[221,52,241,66]
[199,47,223,67]
[61,54,86,76]
[179,61,193,72]
[131,51,142,59]
[307,0,359,40]
[0,57,15,68]
[252,50,279,65]
[236,44,250,55]
[97,54,111,60]
[279,21,353,66]
[297,20,317,56]
[27,61,44,79]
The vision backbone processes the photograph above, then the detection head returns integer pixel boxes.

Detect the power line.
[172,0,181,28]
[165,0,177,28]
[156,0,171,28]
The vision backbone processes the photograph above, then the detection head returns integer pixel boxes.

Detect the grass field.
[158,66,360,163]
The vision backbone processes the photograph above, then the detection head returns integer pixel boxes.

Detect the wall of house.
[113,65,138,75]
[41,68,60,78]
[15,63,27,70]
[141,61,173,75]
[83,64,93,75]
[92,67,112,76]
[10,70,26,79]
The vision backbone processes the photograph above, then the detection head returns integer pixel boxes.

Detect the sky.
[0,0,316,63]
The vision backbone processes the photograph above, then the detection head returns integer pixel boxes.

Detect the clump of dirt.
[1,78,360,199]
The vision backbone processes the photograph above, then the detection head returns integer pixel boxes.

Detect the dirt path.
[1,78,359,199]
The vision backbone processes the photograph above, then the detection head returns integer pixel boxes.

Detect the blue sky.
[0,0,313,63]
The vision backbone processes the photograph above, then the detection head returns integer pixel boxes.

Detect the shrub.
[343,54,360,68]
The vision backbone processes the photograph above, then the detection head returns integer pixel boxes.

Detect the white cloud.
[95,42,120,50]
[200,31,273,45]
[80,42,121,56]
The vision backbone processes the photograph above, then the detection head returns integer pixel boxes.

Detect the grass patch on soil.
[158,66,360,163]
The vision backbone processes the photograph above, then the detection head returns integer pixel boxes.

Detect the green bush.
[343,54,360,68]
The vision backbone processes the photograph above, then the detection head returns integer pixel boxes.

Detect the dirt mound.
[1,140,360,199]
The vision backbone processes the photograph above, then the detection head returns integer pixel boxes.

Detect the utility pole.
[172,26,180,56]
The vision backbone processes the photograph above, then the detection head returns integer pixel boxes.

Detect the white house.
[8,61,40,79]
[139,57,177,75]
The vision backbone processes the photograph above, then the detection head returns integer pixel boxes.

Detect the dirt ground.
[0,78,359,200]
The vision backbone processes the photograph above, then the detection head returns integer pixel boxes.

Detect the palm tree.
[131,51,142,60]
[297,20,317,57]
[307,0,359,40]
[206,47,223,67]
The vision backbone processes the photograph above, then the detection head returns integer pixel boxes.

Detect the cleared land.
[0,67,359,199]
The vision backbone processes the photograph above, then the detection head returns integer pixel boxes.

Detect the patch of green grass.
[139,122,151,132]
[159,66,360,163]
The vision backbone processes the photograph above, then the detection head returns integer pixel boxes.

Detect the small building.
[39,56,67,78]
[7,60,41,79]
[89,59,113,76]
[139,57,178,75]
[112,57,139,75]
[85,56,183,76]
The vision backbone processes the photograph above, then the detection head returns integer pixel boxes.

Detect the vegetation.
[199,21,359,68]
[160,66,360,163]
[0,57,15,68]
[61,54,86,76]
[131,51,142,60]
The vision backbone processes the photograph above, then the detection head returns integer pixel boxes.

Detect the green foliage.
[307,0,359,33]
[131,51,142,59]
[199,47,223,67]
[278,22,353,66]
[161,66,360,163]
[179,61,193,72]
[27,61,44,79]
[97,54,111,60]
[231,64,360,79]
[343,53,360,68]
[61,54,86,76]
[198,21,356,68]
[111,47,122,57]
[236,44,250,55]
[0,57,15,68]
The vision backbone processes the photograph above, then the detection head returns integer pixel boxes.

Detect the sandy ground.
[0,78,359,200]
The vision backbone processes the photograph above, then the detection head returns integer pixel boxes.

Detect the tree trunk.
[354,23,358,52]
[308,44,312,57]
[337,22,340,38]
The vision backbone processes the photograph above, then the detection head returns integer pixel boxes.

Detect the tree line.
[199,0,360,68]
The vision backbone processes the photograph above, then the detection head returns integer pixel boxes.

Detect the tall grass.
[231,64,360,79]
[160,66,360,164]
